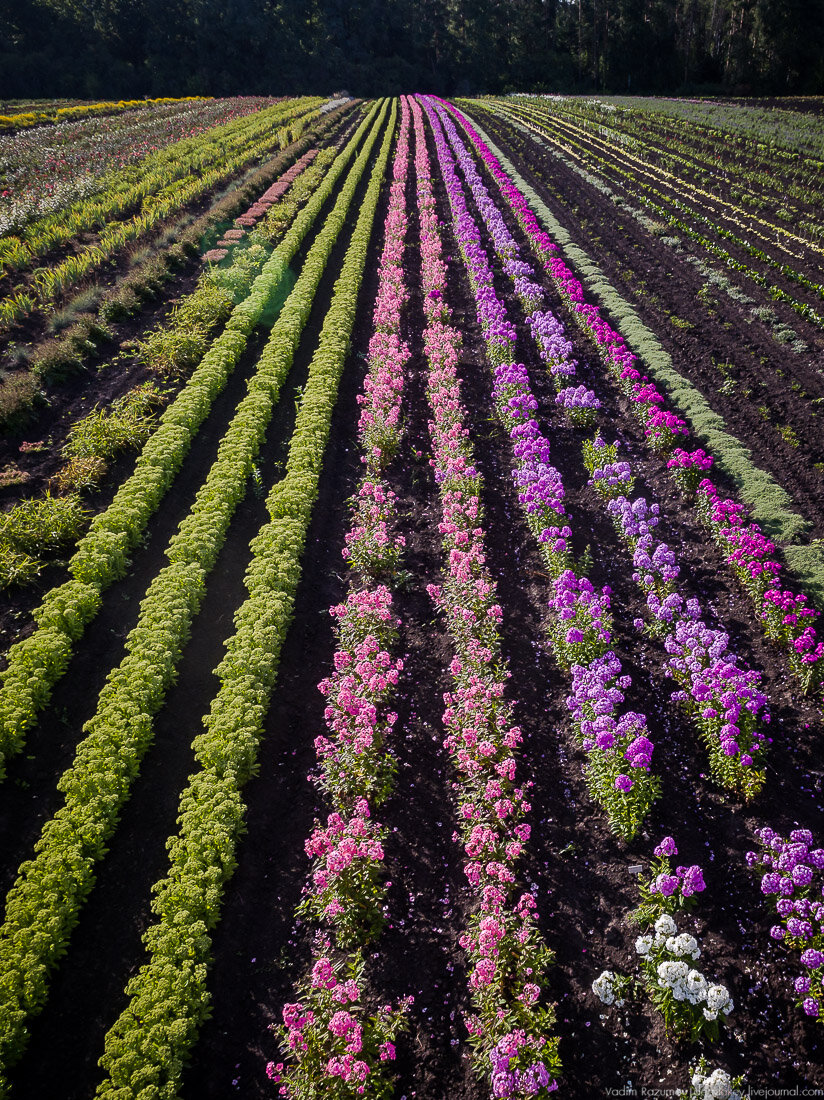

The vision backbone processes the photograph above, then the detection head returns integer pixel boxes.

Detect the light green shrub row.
[93,99,396,1100]
[0,100,390,1092]
[8,102,324,322]
[0,101,381,780]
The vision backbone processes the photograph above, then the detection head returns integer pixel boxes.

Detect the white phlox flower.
[666,932,700,960]
[703,984,734,1021]
[592,970,620,1005]
[654,913,677,941]
[684,968,708,1005]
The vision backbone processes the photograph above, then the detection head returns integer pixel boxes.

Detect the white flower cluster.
[640,915,733,1020]
[592,970,625,1007]
[691,1065,744,1099]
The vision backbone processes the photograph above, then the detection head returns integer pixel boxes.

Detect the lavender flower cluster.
[748,825,824,1021]
[448,98,823,701]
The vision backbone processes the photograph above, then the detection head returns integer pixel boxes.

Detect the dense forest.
[1,0,824,102]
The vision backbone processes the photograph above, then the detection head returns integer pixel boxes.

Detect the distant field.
[0,93,821,1100]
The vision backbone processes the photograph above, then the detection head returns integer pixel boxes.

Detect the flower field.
[0,93,822,1099]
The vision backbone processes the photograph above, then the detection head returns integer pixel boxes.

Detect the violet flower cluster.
[425,97,659,842]
[416,96,560,1099]
[434,99,772,803]
[587,442,772,800]
[443,98,824,702]
[272,99,414,1099]
[555,383,601,428]
[747,825,824,1022]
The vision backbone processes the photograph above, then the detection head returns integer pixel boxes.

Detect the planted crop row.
[0,97,390,1089]
[89,97,397,1100]
[0,96,211,134]
[487,101,824,332]
[428,97,660,839]
[438,101,776,805]
[418,95,560,1097]
[0,101,326,325]
[0,101,383,780]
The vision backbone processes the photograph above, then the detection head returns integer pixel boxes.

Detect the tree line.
[2,0,823,100]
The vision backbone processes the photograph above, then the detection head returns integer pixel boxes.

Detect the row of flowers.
[416,96,559,1099]
[442,100,824,702]
[444,99,821,1066]
[94,100,401,1100]
[748,826,824,1022]
[269,97,413,1099]
[426,97,659,840]
[0,96,281,238]
[436,98,773,803]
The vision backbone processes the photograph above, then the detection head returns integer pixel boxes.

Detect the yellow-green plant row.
[0,101,381,780]
[0,99,391,1092]
[0,97,211,133]
[94,98,396,1100]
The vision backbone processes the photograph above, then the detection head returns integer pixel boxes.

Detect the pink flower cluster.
[342,480,406,582]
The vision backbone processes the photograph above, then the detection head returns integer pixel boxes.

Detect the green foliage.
[63,384,163,460]
[0,492,88,557]
[0,371,43,430]
[0,98,393,1085]
[0,105,378,784]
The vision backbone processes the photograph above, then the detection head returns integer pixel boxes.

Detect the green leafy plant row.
[0,105,353,435]
[0,97,212,133]
[503,101,824,328]
[0,99,391,1090]
[506,98,824,271]
[93,98,396,1100]
[0,100,382,781]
